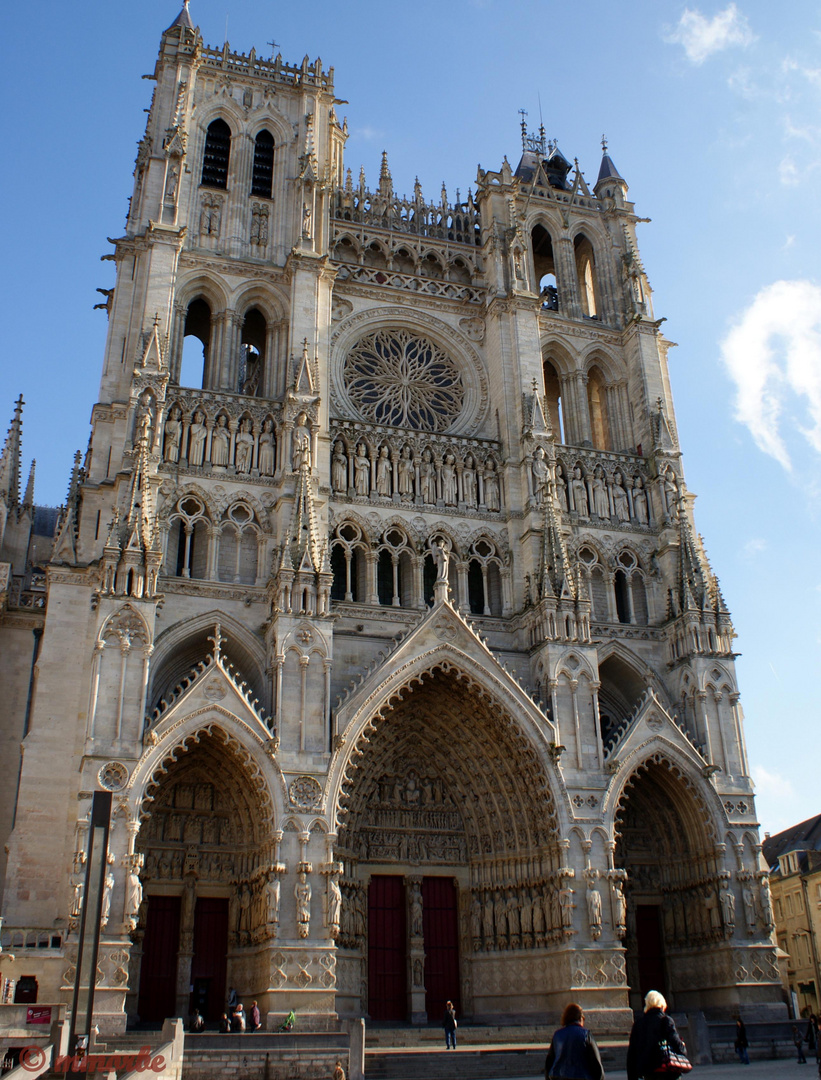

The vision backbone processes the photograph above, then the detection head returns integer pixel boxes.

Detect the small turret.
[594,136,629,204]
[165,0,194,33]
[0,396,24,510]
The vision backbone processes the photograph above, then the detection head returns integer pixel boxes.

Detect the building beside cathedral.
[0,2,784,1034]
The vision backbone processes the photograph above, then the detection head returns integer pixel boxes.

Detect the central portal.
[336,664,560,1023]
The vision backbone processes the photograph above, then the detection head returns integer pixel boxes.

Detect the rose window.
[343,329,465,431]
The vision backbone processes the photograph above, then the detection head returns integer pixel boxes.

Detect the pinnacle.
[0,395,24,506]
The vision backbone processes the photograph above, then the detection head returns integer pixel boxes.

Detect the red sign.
[26,1007,52,1025]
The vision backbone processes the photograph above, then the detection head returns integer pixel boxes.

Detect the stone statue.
[258,419,275,476]
[397,446,414,500]
[163,406,182,463]
[463,453,477,507]
[266,872,281,924]
[719,878,735,931]
[332,441,348,492]
[470,893,481,943]
[375,445,391,496]
[481,892,495,946]
[705,887,721,931]
[292,413,312,472]
[354,445,370,496]
[125,867,143,925]
[742,883,756,934]
[759,877,774,932]
[432,539,449,584]
[554,463,568,511]
[663,466,679,517]
[531,447,549,502]
[409,883,423,938]
[612,470,630,522]
[484,459,500,511]
[559,884,575,930]
[420,449,436,503]
[100,859,115,927]
[441,453,457,505]
[235,418,254,473]
[612,881,627,932]
[592,465,609,518]
[506,893,521,939]
[586,880,602,937]
[211,415,230,466]
[532,888,545,937]
[135,391,153,446]
[295,873,312,938]
[189,411,206,466]
[328,875,342,932]
[571,466,589,517]
[632,476,649,525]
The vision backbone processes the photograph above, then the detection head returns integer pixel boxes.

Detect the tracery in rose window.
[343,329,465,431]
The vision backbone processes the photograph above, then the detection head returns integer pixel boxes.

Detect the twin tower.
[0,3,781,1033]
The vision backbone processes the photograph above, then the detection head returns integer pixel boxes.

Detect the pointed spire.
[596,137,627,194]
[51,450,83,565]
[378,151,393,197]
[22,460,35,509]
[675,495,709,614]
[0,395,24,507]
[539,473,574,603]
[165,0,194,33]
[281,438,322,579]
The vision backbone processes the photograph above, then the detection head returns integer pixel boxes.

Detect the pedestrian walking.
[734,1018,750,1065]
[443,1000,457,1049]
[232,1001,246,1032]
[626,990,690,1080]
[793,1024,807,1064]
[544,1002,604,1080]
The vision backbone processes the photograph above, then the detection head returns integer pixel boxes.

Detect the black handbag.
[655,1038,692,1074]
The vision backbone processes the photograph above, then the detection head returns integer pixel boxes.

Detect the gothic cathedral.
[0,4,783,1033]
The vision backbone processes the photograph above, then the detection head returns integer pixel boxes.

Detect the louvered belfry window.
[201,119,231,189]
[251,130,274,197]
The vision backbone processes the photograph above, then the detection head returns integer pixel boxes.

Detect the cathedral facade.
[0,4,783,1034]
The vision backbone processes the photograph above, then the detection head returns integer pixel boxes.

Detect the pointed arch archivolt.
[126,710,284,832]
[327,647,565,874]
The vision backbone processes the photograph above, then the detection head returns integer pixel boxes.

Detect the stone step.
[365,1042,628,1080]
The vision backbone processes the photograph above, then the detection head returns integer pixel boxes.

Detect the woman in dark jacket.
[544,1002,604,1080]
[734,1018,750,1065]
[626,991,687,1080]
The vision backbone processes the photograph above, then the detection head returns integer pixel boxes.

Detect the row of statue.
[332,440,502,510]
[161,406,315,477]
[531,448,651,524]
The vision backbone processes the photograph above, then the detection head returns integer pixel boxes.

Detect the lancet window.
[376,527,414,607]
[251,130,274,198]
[217,503,262,585]
[543,359,565,442]
[532,224,559,310]
[330,522,368,603]
[201,119,231,189]
[166,496,210,580]
[586,365,611,451]
[466,537,503,617]
[574,234,599,318]
[179,298,211,388]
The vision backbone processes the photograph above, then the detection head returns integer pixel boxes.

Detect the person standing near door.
[443,1001,457,1049]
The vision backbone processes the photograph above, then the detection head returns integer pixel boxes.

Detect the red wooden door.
[423,877,460,1022]
[138,895,181,1022]
[636,904,666,1001]
[191,897,229,1021]
[368,875,407,1021]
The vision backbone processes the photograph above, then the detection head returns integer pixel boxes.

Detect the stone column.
[406,876,427,1023]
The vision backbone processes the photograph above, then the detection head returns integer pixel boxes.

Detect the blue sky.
[1,1,819,836]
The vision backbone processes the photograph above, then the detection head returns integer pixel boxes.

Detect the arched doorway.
[615,755,723,1011]
[334,664,561,1023]
[129,727,275,1023]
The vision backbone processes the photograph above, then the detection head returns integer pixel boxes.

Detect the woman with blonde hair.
[626,991,689,1080]
[544,1002,604,1080]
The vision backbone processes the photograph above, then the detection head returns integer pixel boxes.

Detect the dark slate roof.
[597,153,622,184]
[32,505,61,537]
[166,1,194,32]
[762,814,821,872]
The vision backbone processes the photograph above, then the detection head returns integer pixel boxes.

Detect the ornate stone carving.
[289,775,323,810]
[343,329,465,432]
[98,761,129,791]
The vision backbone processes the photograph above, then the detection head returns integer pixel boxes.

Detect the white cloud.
[665,4,754,65]
[721,280,821,470]
[752,764,801,835]
[741,538,766,559]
